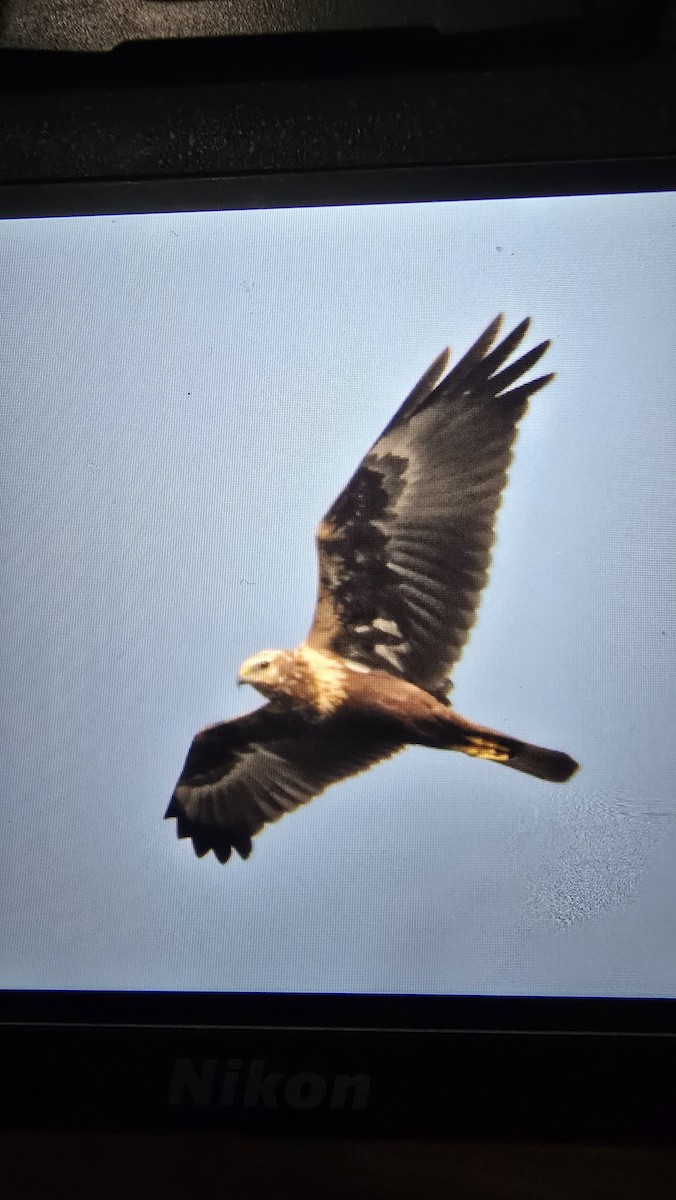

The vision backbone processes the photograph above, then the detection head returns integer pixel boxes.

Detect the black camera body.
[1,3,675,1140]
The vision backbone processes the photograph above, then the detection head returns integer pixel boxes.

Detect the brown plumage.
[166,316,578,864]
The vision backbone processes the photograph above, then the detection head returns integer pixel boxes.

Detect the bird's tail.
[426,709,578,783]
[457,729,578,782]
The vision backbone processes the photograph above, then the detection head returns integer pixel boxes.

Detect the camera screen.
[2,187,675,996]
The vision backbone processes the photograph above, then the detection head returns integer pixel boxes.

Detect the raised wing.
[165,705,404,863]
[306,315,554,698]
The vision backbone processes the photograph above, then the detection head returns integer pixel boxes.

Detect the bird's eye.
[257,660,270,671]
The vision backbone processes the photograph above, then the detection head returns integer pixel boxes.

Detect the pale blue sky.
[1,190,675,995]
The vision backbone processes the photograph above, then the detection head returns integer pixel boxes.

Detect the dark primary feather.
[306,315,554,697]
[166,706,404,862]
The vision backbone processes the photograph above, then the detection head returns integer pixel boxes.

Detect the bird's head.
[237,649,290,698]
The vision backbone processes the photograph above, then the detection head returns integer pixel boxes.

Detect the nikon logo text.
[168,1057,371,1111]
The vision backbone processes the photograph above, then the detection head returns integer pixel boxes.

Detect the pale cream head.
[237,649,289,697]
[236,645,349,714]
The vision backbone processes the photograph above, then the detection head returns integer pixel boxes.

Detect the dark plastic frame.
[0,154,675,219]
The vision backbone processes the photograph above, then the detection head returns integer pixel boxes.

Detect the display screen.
[1,186,675,995]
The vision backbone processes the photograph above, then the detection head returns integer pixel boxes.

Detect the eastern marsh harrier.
[167,316,578,863]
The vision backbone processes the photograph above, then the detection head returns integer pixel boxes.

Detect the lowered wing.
[166,705,404,862]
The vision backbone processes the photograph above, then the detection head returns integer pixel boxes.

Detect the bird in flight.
[167,315,578,864]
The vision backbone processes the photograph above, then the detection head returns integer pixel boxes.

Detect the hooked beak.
[237,663,252,688]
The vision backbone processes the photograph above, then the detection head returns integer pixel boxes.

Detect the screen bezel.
[2,154,675,1040]
[0,155,675,220]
